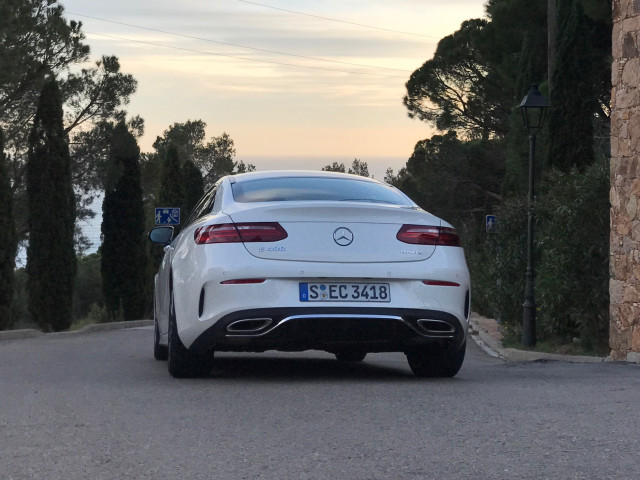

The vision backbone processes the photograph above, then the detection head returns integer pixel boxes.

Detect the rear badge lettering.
[259,246,286,252]
[401,249,425,255]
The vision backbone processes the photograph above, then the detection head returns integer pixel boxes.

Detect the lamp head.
[519,84,550,132]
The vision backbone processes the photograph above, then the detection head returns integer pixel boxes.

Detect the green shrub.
[73,253,103,321]
[11,267,32,329]
[470,195,527,342]
[470,161,609,349]
[535,161,609,350]
[86,303,111,324]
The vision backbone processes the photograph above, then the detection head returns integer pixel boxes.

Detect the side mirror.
[149,226,174,245]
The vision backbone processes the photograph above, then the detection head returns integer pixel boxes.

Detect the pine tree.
[321,162,346,173]
[26,79,76,332]
[101,122,148,321]
[0,127,16,330]
[348,159,369,177]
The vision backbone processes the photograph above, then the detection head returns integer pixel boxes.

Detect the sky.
[59,0,488,180]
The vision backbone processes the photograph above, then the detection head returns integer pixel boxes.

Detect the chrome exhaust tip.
[416,319,456,337]
[226,318,273,334]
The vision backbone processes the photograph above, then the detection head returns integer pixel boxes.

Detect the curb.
[0,320,153,341]
[0,329,44,341]
[469,314,609,363]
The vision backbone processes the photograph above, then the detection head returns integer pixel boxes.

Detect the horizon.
[15,154,415,265]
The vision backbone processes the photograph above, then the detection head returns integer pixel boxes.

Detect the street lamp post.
[518,84,549,348]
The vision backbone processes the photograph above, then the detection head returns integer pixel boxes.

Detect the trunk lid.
[224,201,441,263]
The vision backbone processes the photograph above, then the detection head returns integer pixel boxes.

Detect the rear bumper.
[188,306,467,354]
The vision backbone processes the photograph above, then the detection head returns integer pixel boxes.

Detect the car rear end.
[171,174,470,359]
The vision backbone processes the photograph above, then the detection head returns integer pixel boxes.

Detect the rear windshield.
[231,177,412,205]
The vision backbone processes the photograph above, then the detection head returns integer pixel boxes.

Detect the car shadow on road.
[199,353,446,382]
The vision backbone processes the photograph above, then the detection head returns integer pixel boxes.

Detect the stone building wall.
[610,0,640,362]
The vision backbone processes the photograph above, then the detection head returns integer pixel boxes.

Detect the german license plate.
[299,283,390,302]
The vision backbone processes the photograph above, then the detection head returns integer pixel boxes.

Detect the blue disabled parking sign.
[486,215,497,233]
[155,207,180,225]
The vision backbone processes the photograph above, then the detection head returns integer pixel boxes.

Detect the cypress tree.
[547,0,595,171]
[26,79,76,332]
[150,144,186,273]
[158,144,186,227]
[0,127,16,330]
[182,159,204,219]
[101,122,148,321]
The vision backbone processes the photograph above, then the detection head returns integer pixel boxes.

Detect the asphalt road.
[1,327,639,480]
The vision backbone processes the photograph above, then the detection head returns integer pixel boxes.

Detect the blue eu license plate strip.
[299,283,310,301]
[299,283,390,302]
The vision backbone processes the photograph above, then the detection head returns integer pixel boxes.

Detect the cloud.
[61,0,486,157]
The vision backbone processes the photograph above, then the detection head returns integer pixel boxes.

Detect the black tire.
[153,316,168,361]
[406,341,466,378]
[335,350,367,362]
[167,294,213,378]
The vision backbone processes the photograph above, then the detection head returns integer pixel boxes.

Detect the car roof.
[227,169,384,185]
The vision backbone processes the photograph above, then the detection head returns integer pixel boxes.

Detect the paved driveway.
[1,327,639,479]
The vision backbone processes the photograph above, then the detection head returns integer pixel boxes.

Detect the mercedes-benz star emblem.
[333,227,354,246]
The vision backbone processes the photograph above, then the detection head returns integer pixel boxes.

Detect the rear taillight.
[194,223,287,244]
[396,225,461,247]
[422,280,461,287]
[220,279,266,285]
[195,224,241,243]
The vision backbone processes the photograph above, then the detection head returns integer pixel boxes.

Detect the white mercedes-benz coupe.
[149,170,470,378]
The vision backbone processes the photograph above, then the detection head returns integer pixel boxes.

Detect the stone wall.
[610,0,640,362]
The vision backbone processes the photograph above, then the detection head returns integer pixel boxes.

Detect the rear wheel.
[335,350,367,362]
[167,294,213,378]
[406,341,466,378]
